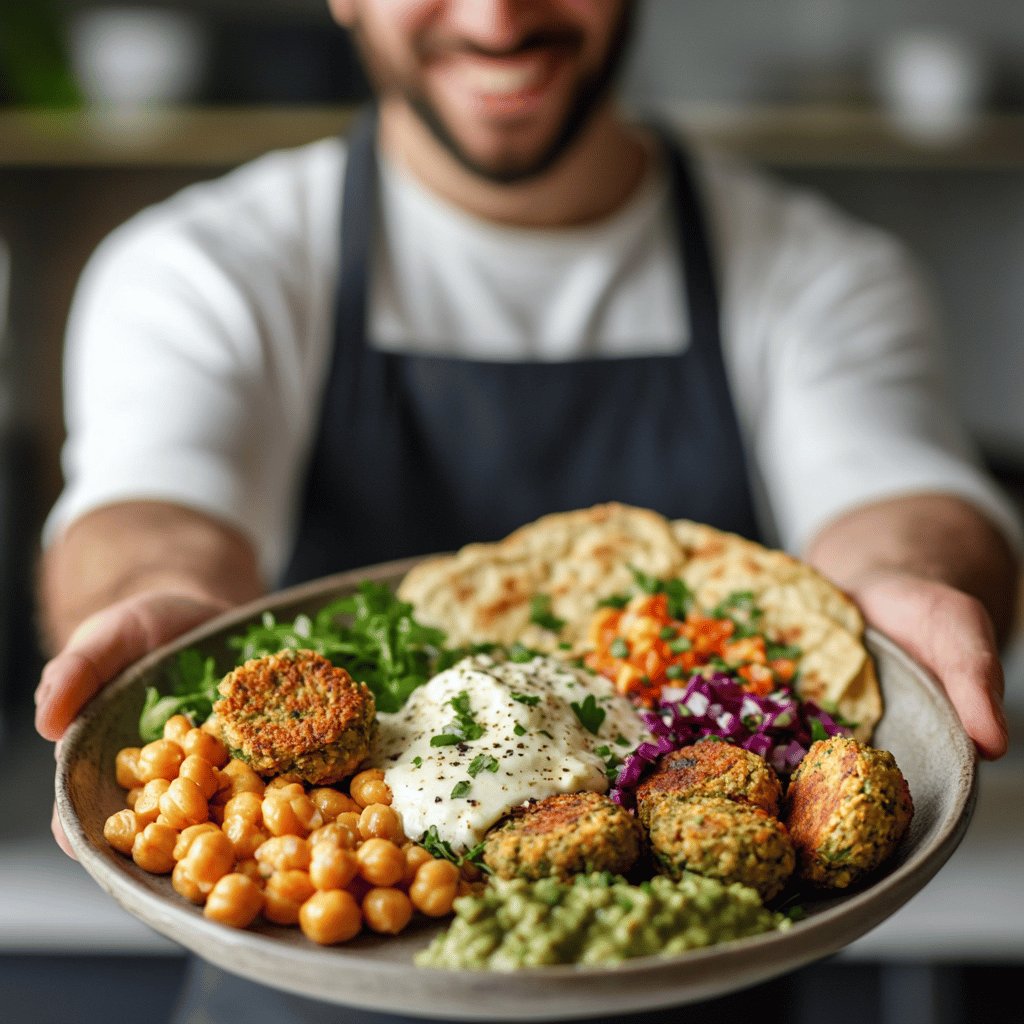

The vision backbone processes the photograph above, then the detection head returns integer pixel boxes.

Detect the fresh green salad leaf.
[138,650,219,742]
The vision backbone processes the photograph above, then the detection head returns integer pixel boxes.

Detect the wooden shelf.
[2,103,1024,170]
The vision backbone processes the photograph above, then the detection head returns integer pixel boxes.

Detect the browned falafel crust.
[636,740,783,826]
[213,649,375,785]
[483,791,642,881]
[647,795,795,901]
[784,736,914,889]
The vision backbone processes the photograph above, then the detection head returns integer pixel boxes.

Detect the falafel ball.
[483,791,642,881]
[636,740,783,826]
[647,795,795,901]
[211,649,376,785]
[784,735,913,889]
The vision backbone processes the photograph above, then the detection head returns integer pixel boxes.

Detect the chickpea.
[307,820,359,851]
[357,804,405,844]
[335,811,362,835]
[265,778,303,796]
[217,760,265,799]
[208,802,226,826]
[172,861,205,905]
[349,769,391,808]
[235,859,263,885]
[299,890,361,945]
[355,838,405,887]
[137,739,184,783]
[409,859,460,917]
[182,830,236,892]
[131,822,177,874]
[162,715,193,744]
[309,844,358,891]
[182,728,229,768]
[222,816,269,860]
[115,747,143,789]
[362,887,413,935]
[254,834,310,875]
[264,869,316,926]
[261,792,323,838]
[223,791,264,826]
[133,778,171,826]
[402,845,435,886]
[173,822,221,861]
[204,873,264,928]
[126,786,143,809]
[158,777,209,830]
[103,808,141,855]
[309,788,359,821]
[178,755,220,800]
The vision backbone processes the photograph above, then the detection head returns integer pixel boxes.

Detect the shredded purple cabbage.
[610,672,851,807]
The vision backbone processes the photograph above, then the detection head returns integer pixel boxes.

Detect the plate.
[56,557,977,1021]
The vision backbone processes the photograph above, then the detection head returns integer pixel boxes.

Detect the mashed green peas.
[415,871,790,970]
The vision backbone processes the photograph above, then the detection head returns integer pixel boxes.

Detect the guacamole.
[415,871,790,970]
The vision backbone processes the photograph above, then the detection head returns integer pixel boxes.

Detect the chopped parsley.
[629,567,694,620]
[468,753,500,777]
[430,690,485,747]
[529,594,566,632]
[710,590,763,639]
[570,694,606,736]
[510,692,540,706]
[594,745,623,783]
[450,780,472,799]
[418,826,491,874]
[513,723,528,737]
[411,756,423,768]
[609,638,630,659]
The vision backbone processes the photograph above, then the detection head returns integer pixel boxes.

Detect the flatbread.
[397,503,882,738]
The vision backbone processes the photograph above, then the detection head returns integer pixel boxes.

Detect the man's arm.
[35,500,265,742]
[805,493,1019,760]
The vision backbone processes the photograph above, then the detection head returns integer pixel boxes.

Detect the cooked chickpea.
[265,778,303,796]
[162,715,193,744]
[355,838,405,887]
[158,777,209,830]
[182,830,236,892]
[223,791,263,825]
[264,869,316,926]
[173,822,221,861]
[309,787,359,821]
[262,792,323,838]
[235,859,263,885]
[126,786,143,809]
[335,811,362,835]
[182,728,229,768]
[309,844,359,891]
[178,754,220,800]
[349,769,391,808]
[217,760,265,799]
[103,809,141,855]
[254,834,310,875]
[204,873,264,928]
[402,845,435,886]
[222,816,270,860]
[362,887,413,935]
[137,740,184,783]
[133,778,171,826]
[132,822,177,874]
[409,858,460,917]
[357,803,405,844]
[309,820,359,851]
[172,861,205,905]
[299,890,361,945]
[115,747,143,789]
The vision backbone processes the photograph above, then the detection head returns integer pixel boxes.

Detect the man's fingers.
[34,592,227,741]
[52,803,77,860]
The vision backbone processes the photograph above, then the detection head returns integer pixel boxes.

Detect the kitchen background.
[0,2,1022,1022]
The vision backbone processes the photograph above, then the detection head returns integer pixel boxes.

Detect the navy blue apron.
[281,109,758,587]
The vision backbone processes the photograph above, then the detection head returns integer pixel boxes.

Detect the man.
[33,2,1019,1015]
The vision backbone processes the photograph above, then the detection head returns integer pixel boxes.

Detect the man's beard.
[353,6,636,184]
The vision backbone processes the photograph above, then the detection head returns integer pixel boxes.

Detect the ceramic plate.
[56,557,977,1021]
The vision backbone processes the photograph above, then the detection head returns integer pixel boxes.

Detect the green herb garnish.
[529,594,566,632]
[138,649,219,742]
[430,689,485,747]
[570,694,606,736]
[513,723,528,737]
[468,753,500,777]
[450,780,472,799]
[710,590,763,639]
[510,692,540,706]
[609,638,630,659]
[629,567,694,620]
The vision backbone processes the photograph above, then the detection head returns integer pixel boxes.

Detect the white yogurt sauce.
[369,654,650,851]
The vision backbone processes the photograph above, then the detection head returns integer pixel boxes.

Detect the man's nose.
[445,0,545,53]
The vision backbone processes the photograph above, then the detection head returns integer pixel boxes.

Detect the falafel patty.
[483,791,642,881]
[636,740,783,826]
[212,649,375,785]
[784,736,913,889]
[647,795,795,901]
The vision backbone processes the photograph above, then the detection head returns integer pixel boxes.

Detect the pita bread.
[397,503,882,738]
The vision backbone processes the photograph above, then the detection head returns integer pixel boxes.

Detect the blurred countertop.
[1,633,1022,961]
[3,103,1024,169]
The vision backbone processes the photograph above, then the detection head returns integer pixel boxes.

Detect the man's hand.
[807,493,1019,761]
[845,570,1008,759]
